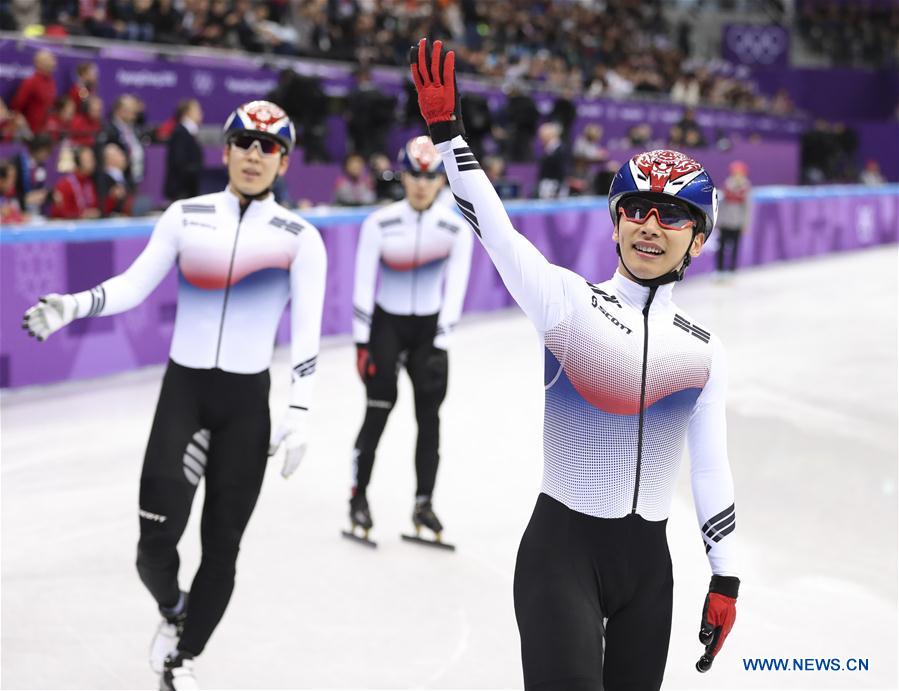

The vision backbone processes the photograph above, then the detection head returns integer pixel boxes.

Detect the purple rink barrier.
[1,186,897,389]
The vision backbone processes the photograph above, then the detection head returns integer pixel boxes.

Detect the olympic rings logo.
[724,25,788,65]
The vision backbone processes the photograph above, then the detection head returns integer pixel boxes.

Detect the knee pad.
[365,368,398,407]
[426,349,448,378]
[417,349,448,397]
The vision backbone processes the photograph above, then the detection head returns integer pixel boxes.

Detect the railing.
[3,186,897,244]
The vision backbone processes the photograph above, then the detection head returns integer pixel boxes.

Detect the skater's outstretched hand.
[409,38,465,143]
[696,575,740,672]
[269,407,308,479]
[22,293,78,341]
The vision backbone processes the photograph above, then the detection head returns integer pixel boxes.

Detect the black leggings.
[353,306,448,499]
[514,494,673,691]
[136,361,270,656]
[716,227,742,272]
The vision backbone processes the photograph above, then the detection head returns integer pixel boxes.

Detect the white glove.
[268,407,308,479]
[22,293,78,341]
[434,327,449,351]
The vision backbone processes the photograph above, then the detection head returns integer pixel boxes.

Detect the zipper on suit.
[412,210,422,313]
[214,201,248,367]
[631,285,658,514]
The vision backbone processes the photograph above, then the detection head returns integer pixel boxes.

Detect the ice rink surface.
[2,246,897,690]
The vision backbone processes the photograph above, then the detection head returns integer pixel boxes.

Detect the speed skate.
[400,525,456,551]
[401,499,455,551]
[342,495,377,547]
[341,525,378,548]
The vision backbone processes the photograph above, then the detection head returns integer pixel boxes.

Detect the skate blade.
[341,529,377,548]
[401,533,456,551]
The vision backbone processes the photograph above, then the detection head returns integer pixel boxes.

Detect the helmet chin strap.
[233,174,279,203]
[240,187,273,202]
[615,239,694,288]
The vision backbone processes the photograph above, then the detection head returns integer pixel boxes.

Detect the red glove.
[696,575,740,672]
[356,344,376,381]
[409,38,465,142]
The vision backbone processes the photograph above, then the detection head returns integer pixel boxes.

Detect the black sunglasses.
[618,196,696,231]
[406,170,440,180]
[229,134,284,156]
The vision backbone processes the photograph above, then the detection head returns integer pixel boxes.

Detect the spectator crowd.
[1,49,208,223]
[1,1,892,223]
[7,0,802,115]
[797,0,899,68]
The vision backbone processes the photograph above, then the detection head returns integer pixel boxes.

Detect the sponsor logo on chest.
[590,294,633,334]
[587,283,632,334]
[183,218,217,230]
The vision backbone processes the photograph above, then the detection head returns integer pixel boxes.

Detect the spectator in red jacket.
[45,97,76,143]
[50,146,101,219]
[70,95,103,146]
[67,62,99,114]
[11,50,58,134]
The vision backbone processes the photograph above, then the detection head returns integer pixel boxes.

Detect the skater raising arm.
[411,38,741,689]
[410,39,579,334]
